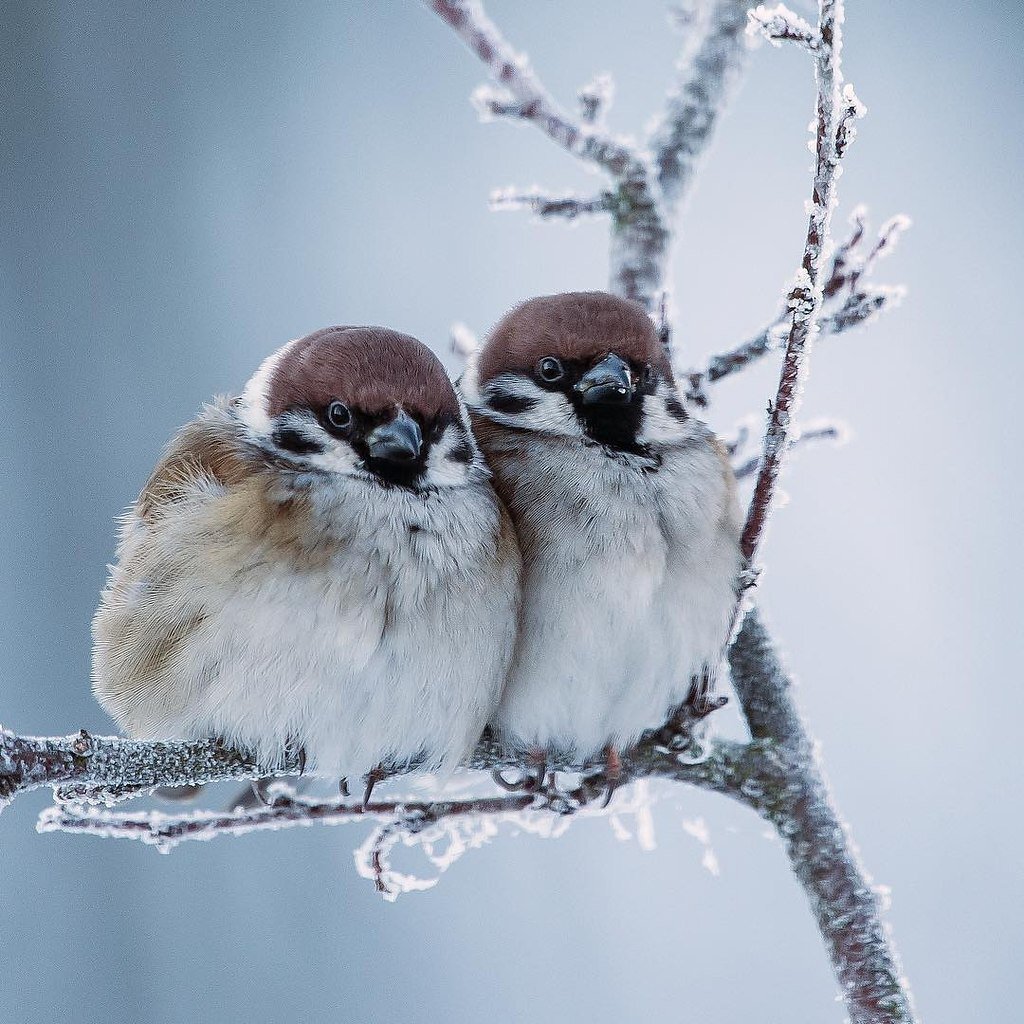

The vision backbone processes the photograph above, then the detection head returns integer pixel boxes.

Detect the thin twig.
[489,187,613,220]
[426,0,641,178]
[682,209,907,406]
[741,0,858,563]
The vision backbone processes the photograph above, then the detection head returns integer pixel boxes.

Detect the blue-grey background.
[2,2,1020,1021]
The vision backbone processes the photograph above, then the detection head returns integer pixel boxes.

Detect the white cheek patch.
[306,438,362,476]
[475,373,582,439]
[236,337,302,437]
[422,423,478,489]
[637,382,691,446]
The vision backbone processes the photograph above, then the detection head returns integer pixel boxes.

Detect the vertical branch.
[649,0,753,207]
[740,0,855,564]
[731,611,918,1024]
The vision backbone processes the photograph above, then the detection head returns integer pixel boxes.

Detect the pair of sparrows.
[92,292,743,798]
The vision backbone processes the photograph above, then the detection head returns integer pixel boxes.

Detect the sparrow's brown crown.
[268,326,460,420]
[478,292,672,383]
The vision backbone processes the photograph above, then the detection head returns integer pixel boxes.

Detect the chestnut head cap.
[477,291,672,384]
[267,326,461,422]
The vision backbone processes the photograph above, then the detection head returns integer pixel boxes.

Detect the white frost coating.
[746,4,819,50]
[577,73,614,125]
[682,816,720,876]
[356,781,663,900]
[489,186,610,221]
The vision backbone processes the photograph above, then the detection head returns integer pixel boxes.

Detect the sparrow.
[92,326,521,794]
[459,291,742,779]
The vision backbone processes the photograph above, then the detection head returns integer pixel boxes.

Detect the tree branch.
[489,187,614,220]
[730,610,918,1023]
[1,716,737,820]
[649,0,753,207]
[730,418,847,480]
[741,0,858,563]
[426,0,642,178]
[4,3,919,1019]
[682,208,908,407]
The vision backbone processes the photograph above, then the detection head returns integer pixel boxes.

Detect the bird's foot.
[362,766,386,809]
[491,748,548,794]
[600,744,623,809]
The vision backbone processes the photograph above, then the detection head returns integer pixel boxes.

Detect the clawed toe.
[600,744,623,809]
[362,766,385,809]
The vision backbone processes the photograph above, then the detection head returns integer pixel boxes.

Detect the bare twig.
[427,0,641,178]
[682,208,908,407]
[649,1,753,206]
[746,3,820,51]
[489,187,613,220]
[730,419,848,480]
[449,321,479,358]
[577,73,614,126]
[741,0,854,563]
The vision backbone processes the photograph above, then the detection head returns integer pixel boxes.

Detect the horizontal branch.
[681,208,908,407]
[489,186,613,220]
[1,705,748,818]
[428,0,641,178]
[731,419,848,480]
[746,4,821,51]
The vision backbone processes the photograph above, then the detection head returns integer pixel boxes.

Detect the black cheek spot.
[448,438,474,464]
[272,427,324,455]
[665,396,688,423]
[488,392,538,415]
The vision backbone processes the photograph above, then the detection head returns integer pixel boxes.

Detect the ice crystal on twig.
[577,73,614,126]
[747,4,820,50]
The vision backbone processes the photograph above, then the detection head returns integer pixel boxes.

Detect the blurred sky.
[1,2,1022,1022]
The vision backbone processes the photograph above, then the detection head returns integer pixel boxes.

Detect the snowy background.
[1,1,1021,1021]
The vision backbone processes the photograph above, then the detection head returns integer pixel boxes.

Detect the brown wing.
[136,399,255,523]
[93,399,259,736]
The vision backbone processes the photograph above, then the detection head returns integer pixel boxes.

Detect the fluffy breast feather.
[93,400,521,778]
[478,415,742,758]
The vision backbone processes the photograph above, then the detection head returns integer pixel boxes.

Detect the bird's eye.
[537,356,565,384]
[325,400,352,431]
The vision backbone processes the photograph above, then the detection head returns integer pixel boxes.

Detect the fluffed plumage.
[460,292,742,760]
[93,326,521,781]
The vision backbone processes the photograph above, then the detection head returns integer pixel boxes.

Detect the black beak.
[575,352,634,405]
[366,409,423,464]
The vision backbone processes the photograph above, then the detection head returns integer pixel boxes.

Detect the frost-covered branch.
[730,610,918,1023]
[577,73,614,126]
[649,1,753,206]
[489,187,613,220]
[730,418,847,480]
[433,0,916,1018]
[3,717,743,823]
[740,0,853,563]
[5,2,917,1019]
[682,208,908,406]
[427,0,641,177]
[746,3,820,51]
